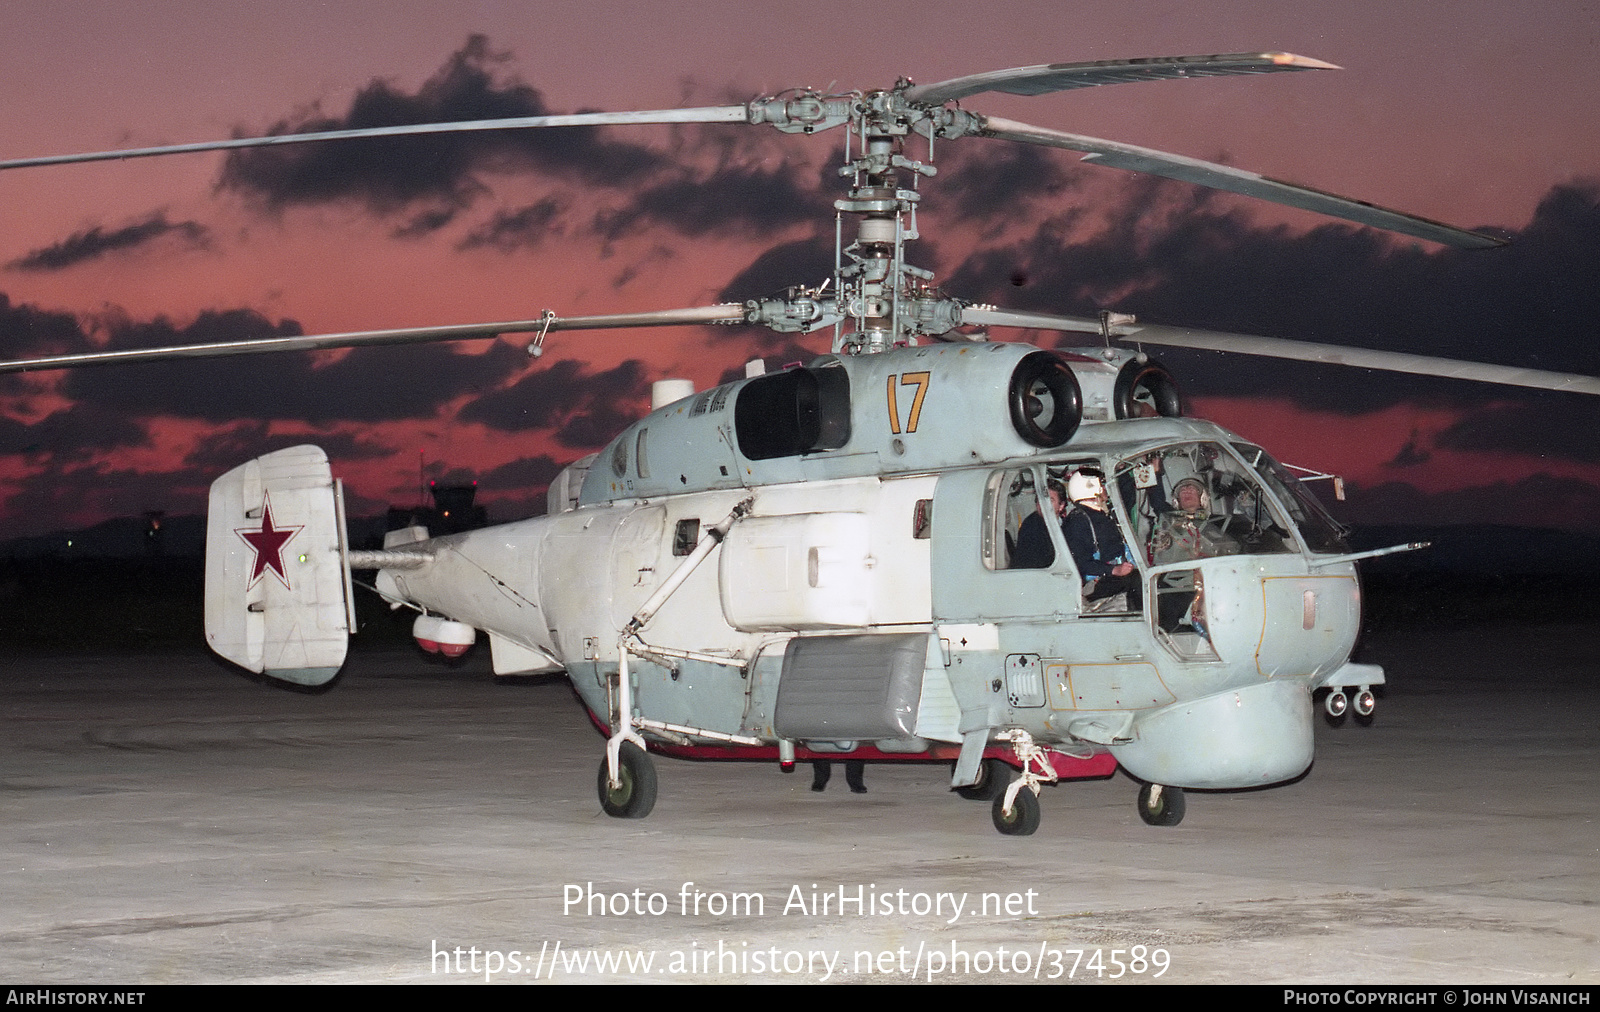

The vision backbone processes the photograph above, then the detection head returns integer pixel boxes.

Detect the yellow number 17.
[887,371,931,434]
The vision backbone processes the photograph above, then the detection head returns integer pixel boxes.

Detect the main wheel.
[955,758,1007,801]
[991,788,1041,836]
[1136,782,1185,827]
[597,742,657,819]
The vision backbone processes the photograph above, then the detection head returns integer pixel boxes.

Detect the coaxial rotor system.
[5,51,1580,399]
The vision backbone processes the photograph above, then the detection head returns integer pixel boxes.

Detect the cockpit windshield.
[1230,443,1349,554]
[1112,442,1300,563]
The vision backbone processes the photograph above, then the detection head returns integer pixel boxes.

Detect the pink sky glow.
[1,1,1597,538]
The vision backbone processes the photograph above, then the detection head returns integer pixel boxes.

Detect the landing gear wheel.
[1137,783,1185,827]
[991,787,1040,836]
[1324,690,1349,718]
[956,758,1007,801]
[1353,688,1376,717]
[597,742,657,819]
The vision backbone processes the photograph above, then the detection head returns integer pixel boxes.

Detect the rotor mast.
[746,86,965,354]
[832,86,933,354]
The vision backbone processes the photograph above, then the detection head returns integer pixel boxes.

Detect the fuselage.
[374,344,1367,791]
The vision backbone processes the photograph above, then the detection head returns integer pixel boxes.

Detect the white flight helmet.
[1172,477,1211,516]
[1066,469,1105,505]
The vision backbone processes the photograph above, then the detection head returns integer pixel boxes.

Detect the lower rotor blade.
[0,305,747,375]
[959,306,1105,334]
[979,116,1504,250]
[0,107,750,172]
[1114,323,1600,396]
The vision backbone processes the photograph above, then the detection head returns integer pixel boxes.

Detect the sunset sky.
[1,1,1597,539]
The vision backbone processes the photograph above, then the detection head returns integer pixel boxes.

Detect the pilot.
[1063,469,1141,610]
[1150,477,1224,565]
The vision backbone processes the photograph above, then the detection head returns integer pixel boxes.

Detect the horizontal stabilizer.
[205,445,351,686]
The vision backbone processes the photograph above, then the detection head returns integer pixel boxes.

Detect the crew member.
[1150,477,1231,565]
[1011,479,1064,569]
[812,760,867,794]
[1063,469,1141,610]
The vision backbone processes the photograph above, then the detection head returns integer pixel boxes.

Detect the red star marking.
[236,494,304,589]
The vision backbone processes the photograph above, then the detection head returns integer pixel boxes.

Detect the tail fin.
[205,445,353,686]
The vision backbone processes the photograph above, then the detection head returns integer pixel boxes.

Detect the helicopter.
[4,52,1597,837]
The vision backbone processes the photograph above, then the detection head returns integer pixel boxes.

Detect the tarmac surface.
[1,623,1596,985]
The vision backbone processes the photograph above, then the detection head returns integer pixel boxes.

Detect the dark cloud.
[0,403,148,461]
[480,454,565,491]
[610,244,676,290]
[1434,400,1600,464]
[62,309,528,424]
[0,460,212,531]
[458,197,567,251]
[181,421,394,471]
[219,35,667,215]
[0,291,95,360]
[946,178,1600,423]
[217,37,843,245]
[392,206,462,239]
[1341,473,1600,534]
[1386,429,1433,468]
[922,142,1077,228]
[596,160,829,241]
[716,235,834,302]
[457,358,649,448]
[8,214,209,273]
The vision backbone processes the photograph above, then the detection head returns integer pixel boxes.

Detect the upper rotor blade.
[1113,323,1600,396]
[980,116,1504,250]
[904,52,1337,107]
[0,107,749,172]
[0,305,747,375]
[959,306,1106,335]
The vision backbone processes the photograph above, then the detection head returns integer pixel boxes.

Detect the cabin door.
[930,467,1076,623]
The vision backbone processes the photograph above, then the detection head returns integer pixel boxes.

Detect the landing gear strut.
[987,730,1056,836]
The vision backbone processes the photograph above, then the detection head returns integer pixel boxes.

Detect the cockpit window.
[984,467,1051,570]
[1114,442,1297,563]
[1231,444,1349,554]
